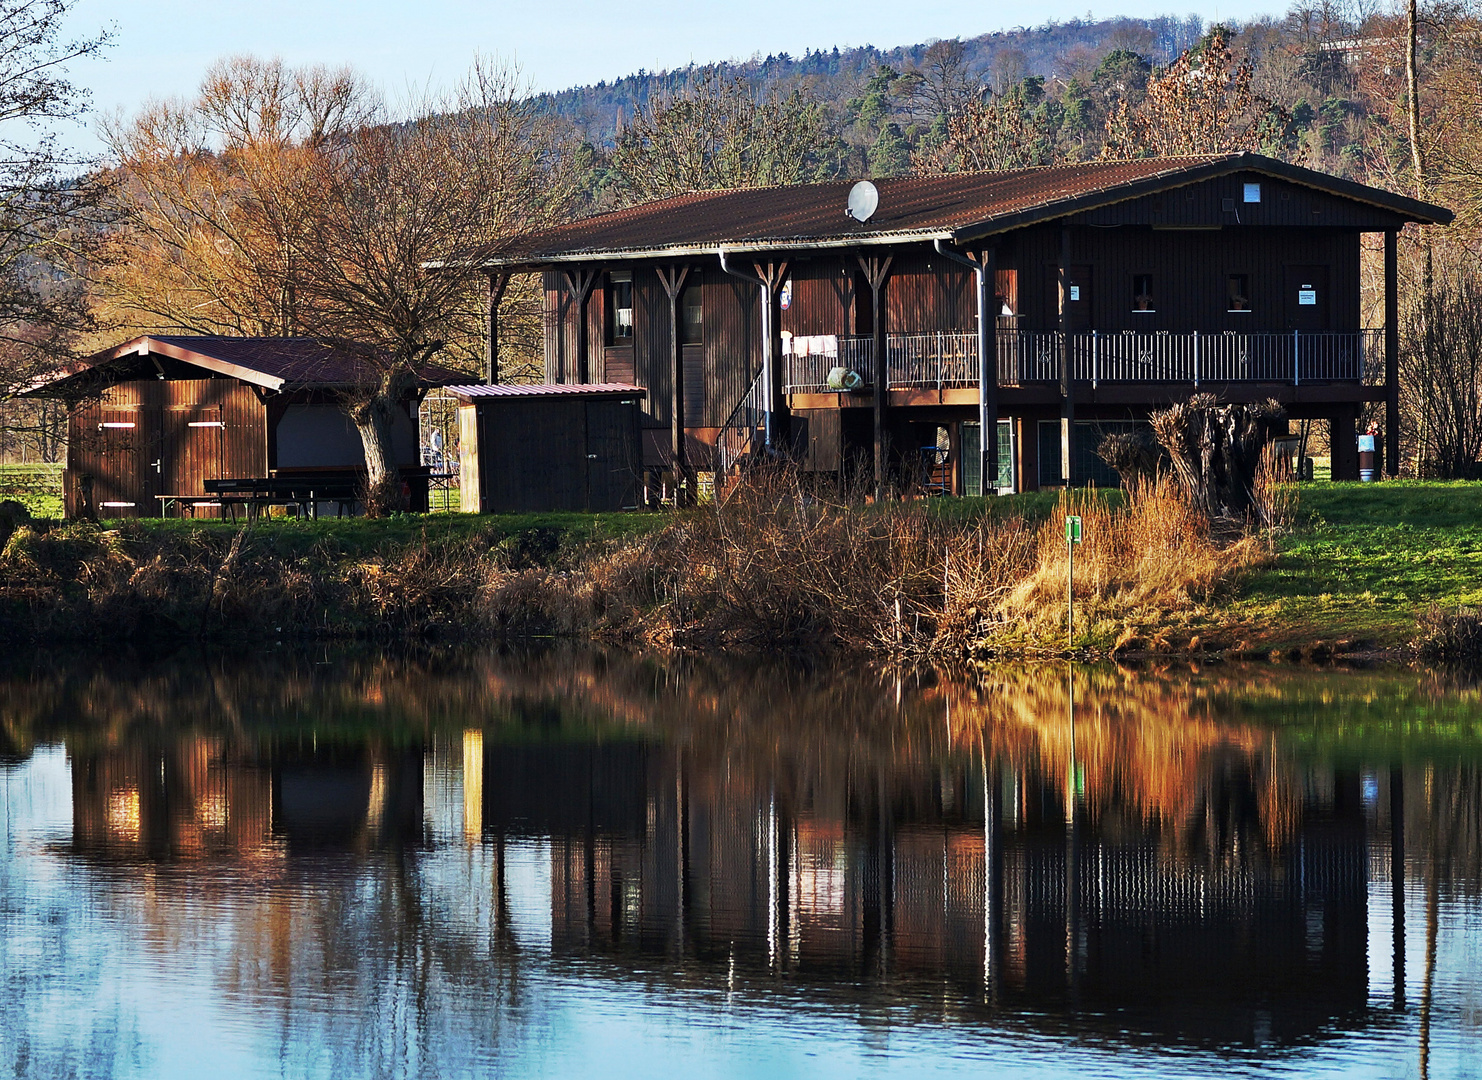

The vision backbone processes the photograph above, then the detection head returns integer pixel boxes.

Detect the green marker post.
[1065,515,1082,650]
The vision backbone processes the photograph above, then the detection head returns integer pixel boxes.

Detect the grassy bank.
[1220,481,1482,655]
[1,476,1477,660]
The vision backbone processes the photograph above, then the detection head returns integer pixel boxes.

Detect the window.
[1227,274,1251,312]
[680,276,703,345]
[606,271,633,343]
[1132,274,1155,312]
[1243,182,1262,203]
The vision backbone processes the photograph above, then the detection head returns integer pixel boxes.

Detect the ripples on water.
[0,652,1479,1078]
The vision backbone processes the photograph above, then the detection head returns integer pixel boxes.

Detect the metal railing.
[783,329,1385,393]
[715,366,766,475]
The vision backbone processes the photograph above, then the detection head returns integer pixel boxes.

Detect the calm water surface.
[1,651,1479,1078]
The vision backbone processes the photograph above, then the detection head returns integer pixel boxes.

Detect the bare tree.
[1400,268,1482,478]
[609,70,828,202]
[98,57,579,513]
[0,0,112,401]
[911,92,1051,173]
[1102,29,1292,158]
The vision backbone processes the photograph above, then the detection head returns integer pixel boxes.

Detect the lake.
[1,650,1479,1078]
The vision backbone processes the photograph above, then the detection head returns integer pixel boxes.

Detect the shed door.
[584,400,638,511]
[1284,265,1330,330]
[96,408,145,515]
[163,406,223,499]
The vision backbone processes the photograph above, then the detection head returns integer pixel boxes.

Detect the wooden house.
[449,382,645,512]
[23,336,463,517]
[469,153,1451,493]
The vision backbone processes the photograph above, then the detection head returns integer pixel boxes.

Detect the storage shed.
[450,384,645,513]
[20,336,463,518]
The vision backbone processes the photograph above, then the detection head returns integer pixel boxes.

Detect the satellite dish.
[846,180,879,223]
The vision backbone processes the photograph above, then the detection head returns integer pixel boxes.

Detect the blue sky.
[64,0,1280,154]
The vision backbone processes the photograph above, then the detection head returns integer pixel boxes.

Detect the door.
[1284,265,1330,330]
[163,406,224,512]
[96,408,145,515]
[583,400,640,511]
[1049,264,1093,330]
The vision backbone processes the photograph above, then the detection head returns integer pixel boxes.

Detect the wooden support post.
[934,239,998,495]
[655,265,692,502]
[484,271,509,385]
[1384,229,1400,477]
[857,254,893,499]
[562,268,597,385]
[1058,225,1074,487]
[753,260,789,453]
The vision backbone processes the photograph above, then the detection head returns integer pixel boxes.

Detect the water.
[1,651,1479,1078]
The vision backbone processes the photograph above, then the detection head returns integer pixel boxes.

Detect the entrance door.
[96,408,145,515]
[163,406,224,510]
[1284,265,1330,330]
[1049,264,1093,330]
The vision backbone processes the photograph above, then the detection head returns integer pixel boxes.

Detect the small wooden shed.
[21,336,463,518]
[450,383,645,513]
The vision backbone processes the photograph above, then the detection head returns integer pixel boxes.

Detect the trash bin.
[1358,433,1376,482]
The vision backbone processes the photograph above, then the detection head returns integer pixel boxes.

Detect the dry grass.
[0,469,1274,658]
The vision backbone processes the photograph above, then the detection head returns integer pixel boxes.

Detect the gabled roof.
[20,336,470,398]
[467,153,1451,267]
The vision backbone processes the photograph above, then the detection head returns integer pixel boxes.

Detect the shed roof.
[465,153,1451,268]
[446,383,645,400]
[21,335,471,398]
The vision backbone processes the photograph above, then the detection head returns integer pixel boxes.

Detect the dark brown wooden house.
[450,382,645,512]
[470,153,1451,493]
[24,336,462,517]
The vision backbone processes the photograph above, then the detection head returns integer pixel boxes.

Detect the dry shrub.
[1416,605,1482,665]
[984,476,1269,654]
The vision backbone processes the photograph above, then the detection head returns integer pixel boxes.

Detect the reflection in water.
[2,652,1481,1078]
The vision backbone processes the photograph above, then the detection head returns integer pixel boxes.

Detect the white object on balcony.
[827,367,864,391]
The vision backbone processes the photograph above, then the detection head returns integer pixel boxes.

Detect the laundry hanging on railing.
[782,334,840,359]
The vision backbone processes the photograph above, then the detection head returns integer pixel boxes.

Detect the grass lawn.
[1223,480,1482,651]
[0,463,63,519]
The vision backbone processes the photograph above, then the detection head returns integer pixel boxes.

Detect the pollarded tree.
[610,70,830,201]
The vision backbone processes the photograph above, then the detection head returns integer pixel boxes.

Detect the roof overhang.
[446,382,647,401]
[452,153,1452,272]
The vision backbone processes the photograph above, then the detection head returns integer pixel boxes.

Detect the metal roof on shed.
[445,383,645,400]
[462,152,1452,268]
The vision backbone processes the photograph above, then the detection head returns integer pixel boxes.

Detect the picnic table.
[202,467,438,520]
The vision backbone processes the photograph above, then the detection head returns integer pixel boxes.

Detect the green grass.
[125,508,659,559]
[1224,480,1482,650]
[0,463,63,519]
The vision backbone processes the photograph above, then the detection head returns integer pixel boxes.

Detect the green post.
[1065,515,1082,651]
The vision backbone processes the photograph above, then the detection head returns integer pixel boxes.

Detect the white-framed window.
[1243,182,1262,203]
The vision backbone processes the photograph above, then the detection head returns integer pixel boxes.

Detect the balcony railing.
[783,329,1385,394]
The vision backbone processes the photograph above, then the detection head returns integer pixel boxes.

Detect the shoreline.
[1,480,1479,670]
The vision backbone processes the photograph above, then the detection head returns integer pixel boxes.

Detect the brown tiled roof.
[446,383,645,400]
[471,152,1450,267]
[23,335,471,396]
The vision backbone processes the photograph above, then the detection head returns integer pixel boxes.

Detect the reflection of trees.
[3,648,1482,1067]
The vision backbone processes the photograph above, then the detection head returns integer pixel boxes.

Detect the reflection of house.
[475,742,1371,1046]
[68,739,428,856]
[21,336,463,517]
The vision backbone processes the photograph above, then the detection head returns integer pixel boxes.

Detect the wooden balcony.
[783,329,1386,395]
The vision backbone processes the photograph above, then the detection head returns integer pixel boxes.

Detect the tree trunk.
[349,374,411,516]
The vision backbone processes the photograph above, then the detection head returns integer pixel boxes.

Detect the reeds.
[0,468,1273,658]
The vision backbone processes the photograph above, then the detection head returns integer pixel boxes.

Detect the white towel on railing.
[821,334,839,358]
[780,331,793,356]
[794,335,810,358]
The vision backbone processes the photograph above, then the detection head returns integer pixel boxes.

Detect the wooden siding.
[635,270,673,428]
[701,270,760,427]
[885,251,976,334]
[1072,171,1409,231]
[65,379,265,517]
[1005,225,1362,333]
[780,257,857,337]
